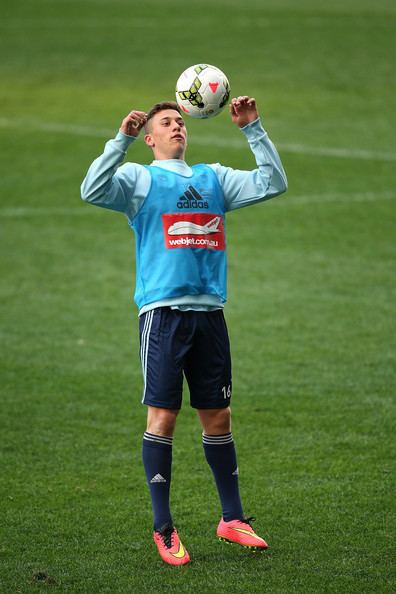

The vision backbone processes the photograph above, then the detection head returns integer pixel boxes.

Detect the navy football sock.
[202,432,244,521]
[142,432,173,531]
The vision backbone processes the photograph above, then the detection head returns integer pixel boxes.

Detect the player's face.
[144,109,187,160]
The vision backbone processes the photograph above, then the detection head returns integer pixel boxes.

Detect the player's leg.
[139,308,192,565]
[186,311,268,550]
[185,311,243,520]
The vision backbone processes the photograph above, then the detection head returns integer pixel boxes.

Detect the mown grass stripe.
[1,116,396,162]
[0,191,394,218]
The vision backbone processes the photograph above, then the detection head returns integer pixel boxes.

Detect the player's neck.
[152,149,186,161]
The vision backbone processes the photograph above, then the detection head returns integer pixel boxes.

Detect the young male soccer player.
[81,96,287,566]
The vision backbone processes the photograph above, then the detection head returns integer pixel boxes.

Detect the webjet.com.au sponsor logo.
[168,237,220,248]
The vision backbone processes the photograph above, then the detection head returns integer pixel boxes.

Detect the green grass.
[1,0,395,592]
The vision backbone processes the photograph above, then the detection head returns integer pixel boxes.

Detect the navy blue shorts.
[139,308,232,410]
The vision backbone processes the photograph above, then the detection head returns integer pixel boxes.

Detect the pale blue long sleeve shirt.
[81,118,287,313]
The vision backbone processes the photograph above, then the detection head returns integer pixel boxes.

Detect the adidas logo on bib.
[177,185,208,209]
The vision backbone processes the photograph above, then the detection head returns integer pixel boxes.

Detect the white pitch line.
[0,206,102,218]
[0,191,394,218]
[0,117,113,139]
[191,137,396,162]
[275,143,396,162]
[272,190,396,206]
[1,116,396,162]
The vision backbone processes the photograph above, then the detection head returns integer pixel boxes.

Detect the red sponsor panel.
[162,213,225,250]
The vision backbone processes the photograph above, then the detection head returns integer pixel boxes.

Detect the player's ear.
[144,133,155,148]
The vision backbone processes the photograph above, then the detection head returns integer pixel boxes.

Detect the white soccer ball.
[175,64,230,119]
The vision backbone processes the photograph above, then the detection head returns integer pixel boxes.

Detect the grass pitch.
[1,0,395,592]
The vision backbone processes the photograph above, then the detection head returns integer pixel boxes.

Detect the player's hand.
[120,110,147,137]
[229,96,259,128]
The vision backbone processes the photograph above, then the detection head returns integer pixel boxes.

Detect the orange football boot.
[153,524,190,566]
[217,517,268,550]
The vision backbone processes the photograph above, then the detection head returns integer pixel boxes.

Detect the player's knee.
[200,406,231,434]
[216,407,231,433]
[146,406,179,437]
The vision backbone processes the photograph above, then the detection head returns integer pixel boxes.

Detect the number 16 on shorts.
[222,385,231,399]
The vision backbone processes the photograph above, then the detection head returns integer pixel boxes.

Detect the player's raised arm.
[80,110,149,216]
[211,96,287,211]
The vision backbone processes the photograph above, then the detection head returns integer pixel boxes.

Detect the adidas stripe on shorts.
[139,307,232,410]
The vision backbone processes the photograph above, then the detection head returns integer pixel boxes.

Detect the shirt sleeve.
[80,131,150,219]
[209,118,288,212]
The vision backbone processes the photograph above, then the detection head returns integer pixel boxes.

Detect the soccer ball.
[175,64,230,119]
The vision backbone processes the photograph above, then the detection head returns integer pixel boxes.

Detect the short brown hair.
[145,101,182,130]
